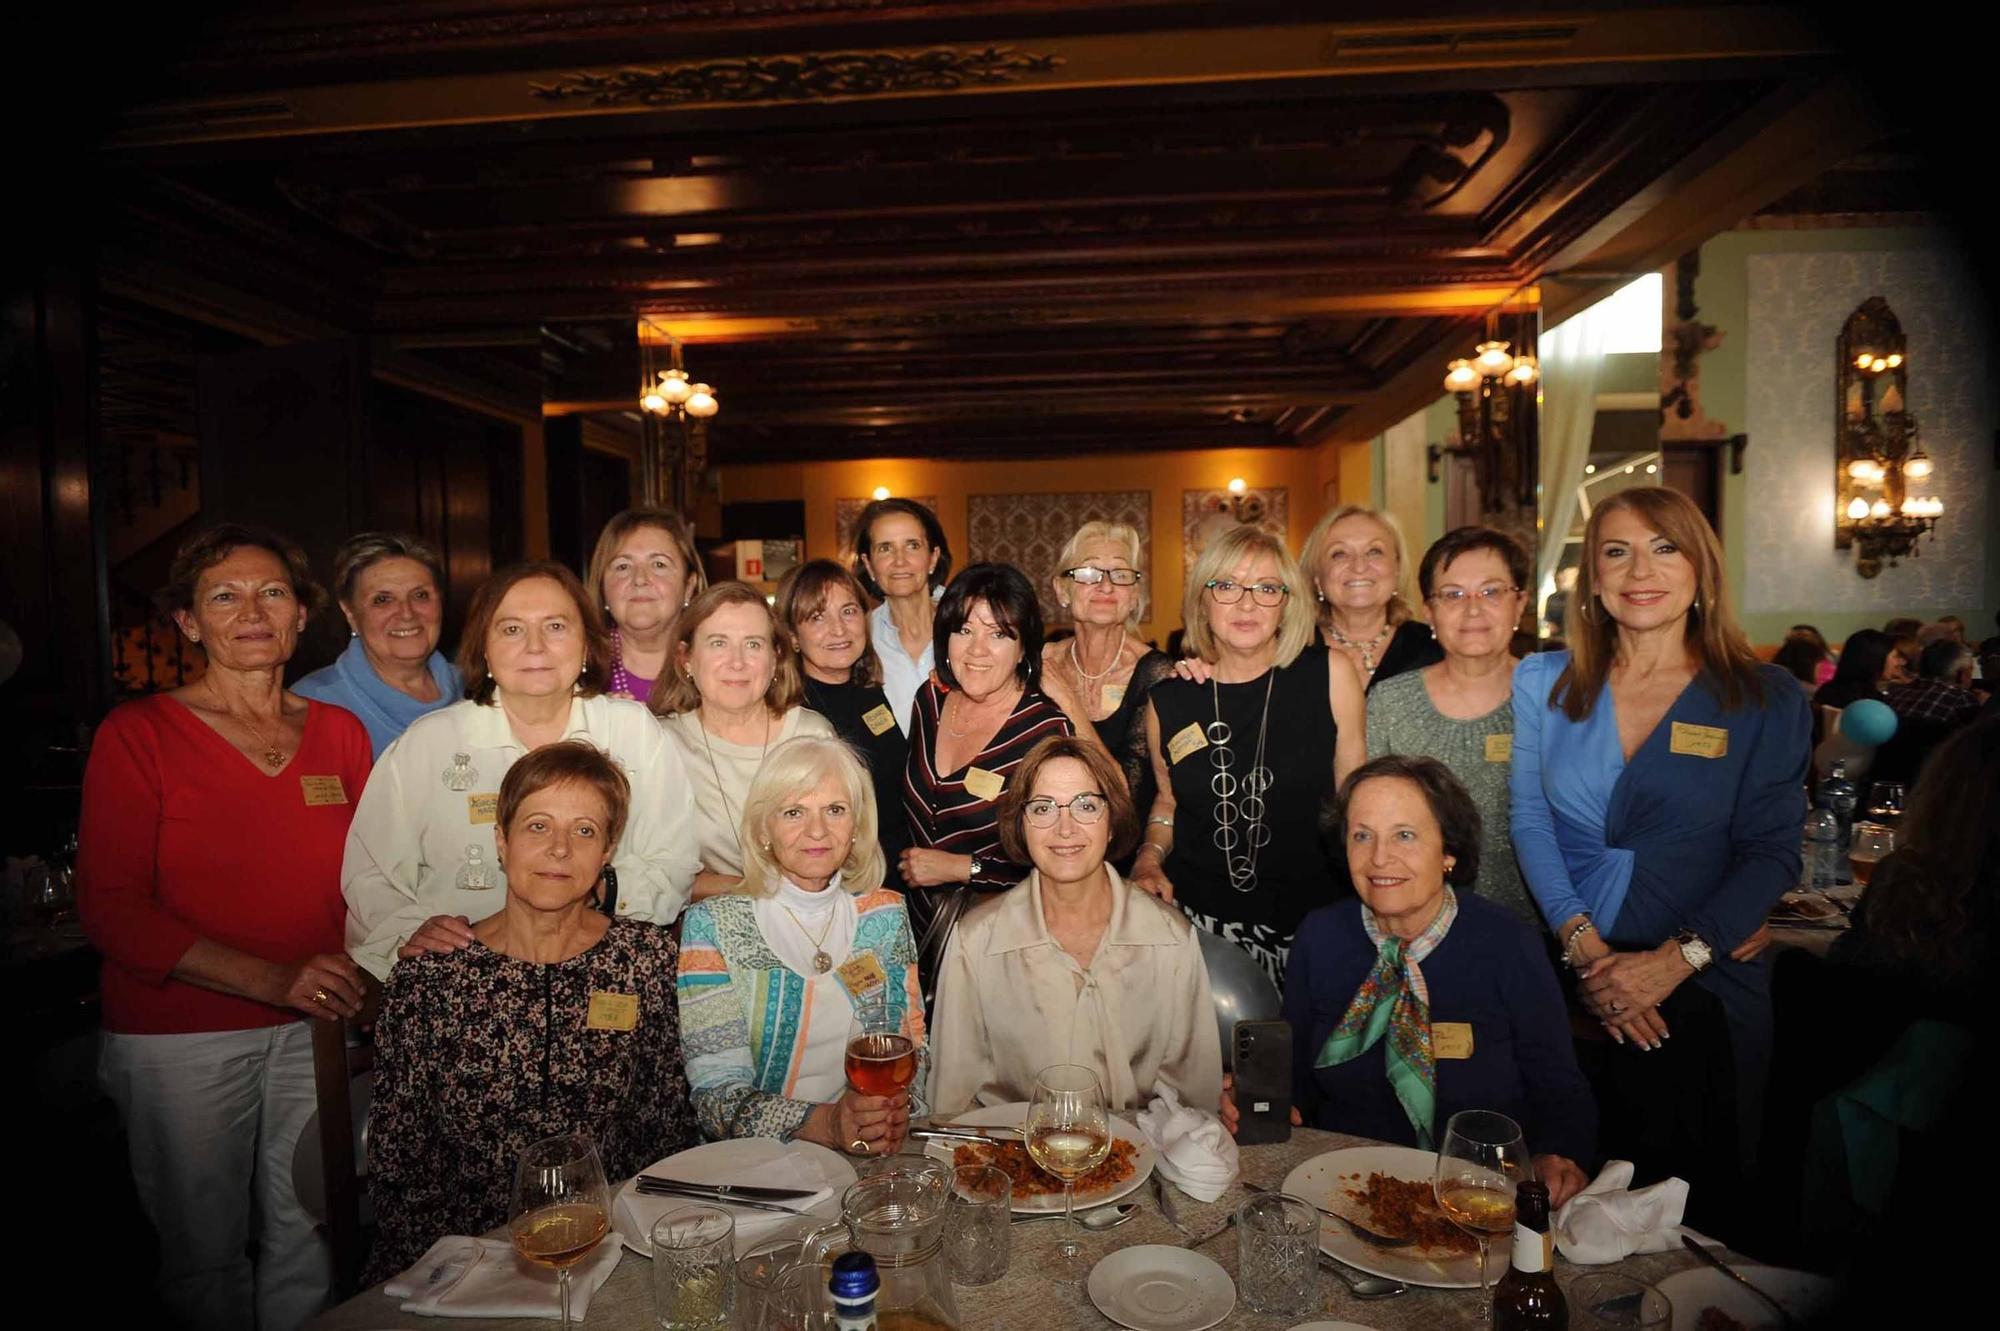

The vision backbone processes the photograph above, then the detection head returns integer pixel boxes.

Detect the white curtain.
[1535,301,1617,617]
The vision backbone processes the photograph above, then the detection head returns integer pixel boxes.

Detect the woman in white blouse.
[651,582,835,899]
[342,562,700,980]
[928,734,1223,1115]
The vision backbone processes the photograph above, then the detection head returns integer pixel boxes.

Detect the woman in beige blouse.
[651,582,834,899]
[928,735,1222,1115]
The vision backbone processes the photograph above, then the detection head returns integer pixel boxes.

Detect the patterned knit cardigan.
[677,888,929,1141]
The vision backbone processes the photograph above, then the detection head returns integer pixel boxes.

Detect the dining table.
[310,1125,1741,1331]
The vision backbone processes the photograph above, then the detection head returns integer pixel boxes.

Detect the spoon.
[1013,1202,1140,1229]
[1320,1253,1408,1300]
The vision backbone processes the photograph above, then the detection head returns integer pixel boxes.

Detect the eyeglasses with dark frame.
[1062,566,1143,587]
[1022,792,1110,827]
[1426,584,1522,609]
[1205,578,1290,607]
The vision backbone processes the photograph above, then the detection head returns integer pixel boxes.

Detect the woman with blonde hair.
[1039,520,1177,841]
[586,507,707,702]
[1132,525,1367,986]
[1510,486,1809,1227]
[1299,504,1443,690]
[651,582,836,899]
[676,736,925,1151]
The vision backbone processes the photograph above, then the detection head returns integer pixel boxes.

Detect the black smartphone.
[1232,1019,1293,1145]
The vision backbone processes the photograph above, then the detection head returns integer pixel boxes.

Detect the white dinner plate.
[1087,1244,1235,1331]
[1281,1145,1483,1290]
[610,1137,855,1257]
[1653,1263,1838,1330]
[922,1102,1156,1215]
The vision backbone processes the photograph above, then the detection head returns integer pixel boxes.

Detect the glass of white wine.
[1434,1110,1530,1323]
[509,1129,612,1331]
[1026,1063,1113,1267]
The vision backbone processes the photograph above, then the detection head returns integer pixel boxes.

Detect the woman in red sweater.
[78,525,373,1331]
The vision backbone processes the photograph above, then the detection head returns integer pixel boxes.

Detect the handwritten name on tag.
[1433,1022,1475,1060]
[585,992,639,1031]
[1167,723,1209,765]
[1483,733,1513,764]
[467,793,500,824]
[300,776,348,806]
[1669,722,1729,759]
[862,704,897,736]
[963,766,1006,802]
[836,953,888,1002]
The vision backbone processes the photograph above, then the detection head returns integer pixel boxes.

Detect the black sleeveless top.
[802,676,911,888]
[1147,646,1343,985]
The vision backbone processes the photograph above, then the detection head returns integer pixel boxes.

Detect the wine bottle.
[1492,1180,1565,1330]
[830,1252,879,1331]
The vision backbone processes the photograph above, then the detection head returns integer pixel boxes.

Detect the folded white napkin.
[613,1138,838,1257]
[1134,1081,1239,1203]
[1554,1159,1708,1265]
[382,1235,621,1319]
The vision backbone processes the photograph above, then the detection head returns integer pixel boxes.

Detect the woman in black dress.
[1132,525,1367,987]
[1037,521,1176,843]
[775,559,911,884]
[1299,504,1443,690]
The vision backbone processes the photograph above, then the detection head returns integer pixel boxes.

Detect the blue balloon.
[1840,698,1899,747]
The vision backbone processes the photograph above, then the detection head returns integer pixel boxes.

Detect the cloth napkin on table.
[612,1138,838,1257]
[1554,1159,1711,1265]
[1134,1080,1239,1203]
[382,1235,622,1319]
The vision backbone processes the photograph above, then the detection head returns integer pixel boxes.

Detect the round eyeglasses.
[1022,793,1110,827]
[1063,566,1142,587]
[1205,579,1290,607]
[1427,584,1521,608]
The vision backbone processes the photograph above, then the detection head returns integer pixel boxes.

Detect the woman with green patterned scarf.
[1220,754,1595,1207]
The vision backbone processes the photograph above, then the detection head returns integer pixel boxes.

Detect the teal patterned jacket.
[676,888,928,1141]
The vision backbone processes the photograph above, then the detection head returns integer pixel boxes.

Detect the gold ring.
[313,988,330,1005]
[1610,1001,1624,1015]
[849,1139,870,1154]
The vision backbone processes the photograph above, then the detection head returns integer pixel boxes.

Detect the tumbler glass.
[648,1205,735,1331]
[1236,1192,1319,1316]
[944,1163,1011,1286]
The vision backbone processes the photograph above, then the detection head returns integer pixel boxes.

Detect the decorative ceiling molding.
[528,45,1065,107]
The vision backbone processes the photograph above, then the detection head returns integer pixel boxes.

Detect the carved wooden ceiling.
[91,2,1875,462]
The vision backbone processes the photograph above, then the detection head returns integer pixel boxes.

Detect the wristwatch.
[967,855,984,881]
[1673,930,1714,974]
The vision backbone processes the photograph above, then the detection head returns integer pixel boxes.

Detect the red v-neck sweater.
[78,695,373,1034]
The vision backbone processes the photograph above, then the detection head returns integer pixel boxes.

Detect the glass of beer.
[1848,822,1895,888]
[844,997,917,1100]
[508,1130,611,1330]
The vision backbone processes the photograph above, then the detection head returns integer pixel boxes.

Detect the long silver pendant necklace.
[1209,672,1277,893]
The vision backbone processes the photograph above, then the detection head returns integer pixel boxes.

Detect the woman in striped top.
[901,563,1077,997]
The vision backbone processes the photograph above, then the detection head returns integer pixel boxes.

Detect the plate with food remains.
[922,1102,1156,1215]
[1281,1145,1484,1289]
[1654,1263,1838,1330]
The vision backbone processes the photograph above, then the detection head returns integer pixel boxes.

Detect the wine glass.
[1847,822,1895,890]
[1434,1110,1531,1323]
[1865,781,1905,828]
[509,1129,611,1330]
[843,996,917,1158]
[1025,1063,1112,1268]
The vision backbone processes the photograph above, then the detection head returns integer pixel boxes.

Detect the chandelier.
[1835,298,1941,578]
[1431,330,1538,511]
[637,322,719,510]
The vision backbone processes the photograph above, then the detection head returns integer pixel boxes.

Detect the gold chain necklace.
[781,901,838,974]
[209,683,290,769]
[1327,620,1394,675]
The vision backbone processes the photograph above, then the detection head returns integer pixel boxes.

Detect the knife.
[1153,1174,1186,1234]
[636,1175,818,1201]
[908,1126,1023,1144]
[1678,1235,1801,1329]
[633,1181,814,1215]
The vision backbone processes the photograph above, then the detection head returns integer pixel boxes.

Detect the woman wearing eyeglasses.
[1131,526,1367,988]
[1365,527,1537,925]
[1039,522,1177,850]
[929,735,1222,1114]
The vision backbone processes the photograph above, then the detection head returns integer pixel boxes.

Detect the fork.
[1244,1181,1414,1248]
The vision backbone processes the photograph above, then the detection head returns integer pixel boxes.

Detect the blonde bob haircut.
[649,581,805,718]
[1297,504,1419,628]
[1180,525,1318,669]
[1051,520,1147,630]
[736,735,886,896]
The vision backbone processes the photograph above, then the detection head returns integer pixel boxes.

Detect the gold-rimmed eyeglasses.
[1427,584,1520,609]
[1023,793,1110,827]
[1205,579,1289,607]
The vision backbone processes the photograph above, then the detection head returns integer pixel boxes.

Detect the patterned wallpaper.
[833,496,939,568]
[1743,249,1991,611]
[965,490,1151,625]
[1180,487,1290,576]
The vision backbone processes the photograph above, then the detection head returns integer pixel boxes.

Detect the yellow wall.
[716,444,1364,642]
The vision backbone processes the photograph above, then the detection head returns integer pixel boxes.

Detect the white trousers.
[99,1022,330,1331]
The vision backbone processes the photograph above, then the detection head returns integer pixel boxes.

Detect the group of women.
[78,484,1810,1329]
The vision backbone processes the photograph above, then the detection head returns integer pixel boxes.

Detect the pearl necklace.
[1327,620,1394,675]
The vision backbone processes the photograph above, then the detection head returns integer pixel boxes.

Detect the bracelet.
[1146,815,1174,828]
[1135,841,1168,862]
[1561,918,1596,968]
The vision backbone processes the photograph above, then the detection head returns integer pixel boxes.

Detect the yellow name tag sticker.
[585,991,640,1032]
[299,775,348,806]
[467,793,500,824]
[1433,1022,1475,1060]
[1102,683,1127,707]
[862,703,897,736]
[1669,722,1729,759]
[1483,733,1513,764]
[836,952,889,1002]
[963,766,1006,802]
[1167,723,1209,765]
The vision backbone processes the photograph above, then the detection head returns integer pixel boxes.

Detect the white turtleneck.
[750,874,861,1103]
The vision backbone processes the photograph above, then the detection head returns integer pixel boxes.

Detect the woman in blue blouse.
[1510,487,1809,1221]
[294,533,462,756]
[1222,754,1595,1205]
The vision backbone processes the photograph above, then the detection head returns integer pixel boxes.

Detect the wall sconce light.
[1834,297,1943,578]
[871,486,891,501]
[1428,318,1538,510]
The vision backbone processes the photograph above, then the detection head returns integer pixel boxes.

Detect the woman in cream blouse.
[928,734,1222,1115]
[651,582,834,899]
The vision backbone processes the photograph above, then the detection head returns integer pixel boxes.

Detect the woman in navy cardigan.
[1223,754,1595,1205]
[1510,487,1809,1225]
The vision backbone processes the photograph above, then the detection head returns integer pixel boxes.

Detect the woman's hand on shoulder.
[1532,1153,1590,1209]
[1128,855,1175,903]
[275,952,367,1021]
[899,847,971,888]
[397,914,476,960]
[1171,656,1215,684]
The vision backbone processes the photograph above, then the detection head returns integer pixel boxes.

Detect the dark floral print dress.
[362,918,696,1285]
